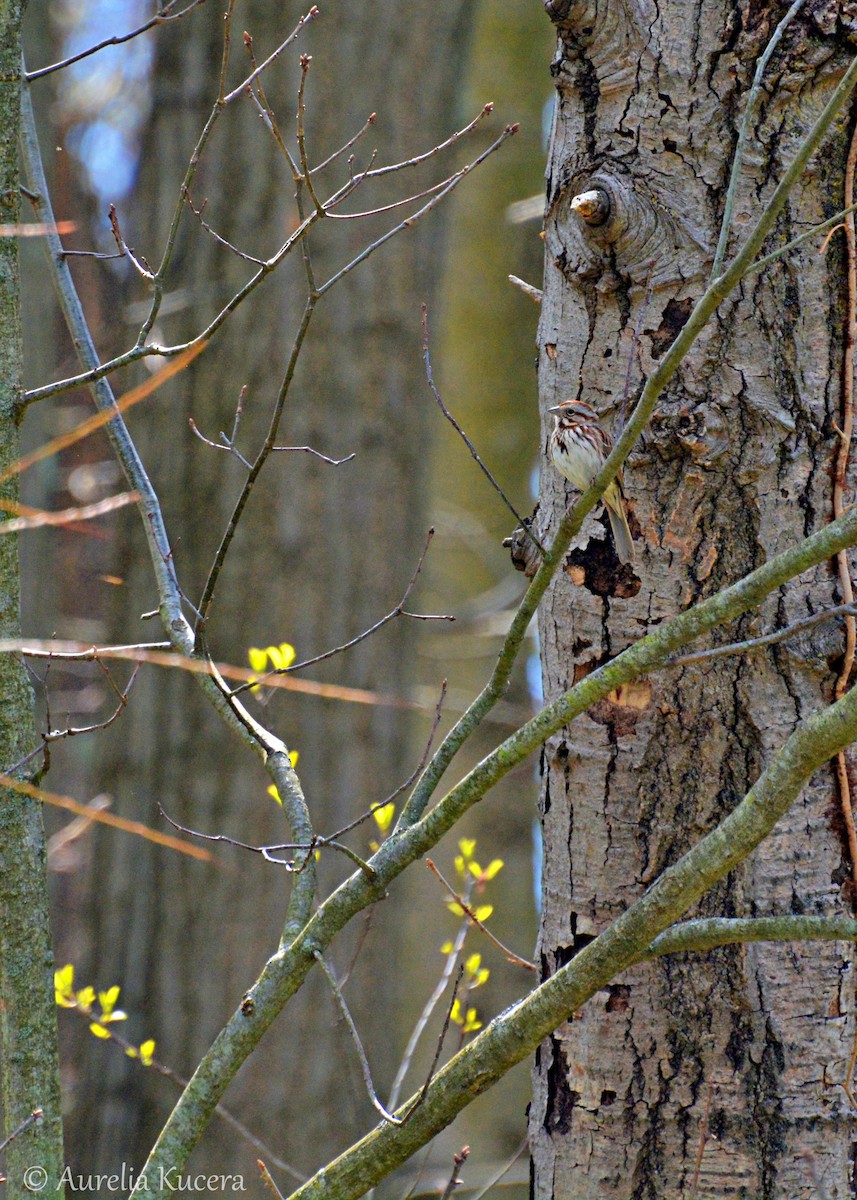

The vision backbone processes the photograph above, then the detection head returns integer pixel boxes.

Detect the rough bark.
[0,8,64,1193]
[56,1,477,1180]
[534,2,856,1197]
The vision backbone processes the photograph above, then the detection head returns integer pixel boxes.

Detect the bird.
[547,399,635,563]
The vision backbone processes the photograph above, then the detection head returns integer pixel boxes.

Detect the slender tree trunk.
[0,11,64,1193]
[534,2,856,1196]
[58,1,477,1178]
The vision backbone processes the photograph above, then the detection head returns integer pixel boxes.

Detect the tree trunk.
[0,9,64,1193]
[58,1,477,1180]
[533,2,856,1197]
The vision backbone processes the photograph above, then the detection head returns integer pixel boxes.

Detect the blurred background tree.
[21,1,551,1194]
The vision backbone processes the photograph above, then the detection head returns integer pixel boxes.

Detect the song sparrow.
[548,399,635,563]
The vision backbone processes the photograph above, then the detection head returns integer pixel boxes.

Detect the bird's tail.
[607,502,635,563]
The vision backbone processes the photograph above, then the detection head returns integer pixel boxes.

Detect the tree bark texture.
[534,2,856,1197]
[0,9,65,1194]
[55,1,477,1180]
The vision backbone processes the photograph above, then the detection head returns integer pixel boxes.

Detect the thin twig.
[425,859,537,972]
[468,1136,528,1200]
[257,1161,286,1200]
[387,917,470,1113]
[270,444,355,465]
[25,0,207,81]
[355,103,495,183]
[710,0,807,279]
[157,804,374,876]
[508,274,542,303]
[438,1147,469,1200]
[322,681,447,845]
[107,204,155,279]
[222,8,319,104]
[663,604,857,669]
[218,0,237,102]
[230,530,452,694]
[314,951,405,1124]
[188,419,251,468]
[0,490,139,534]
[310,112,376,175]
[422,304,544,554]
[184,190,266,264]
[296,54,324,213]
[0,1108,43,1154]
[317,125,517,296]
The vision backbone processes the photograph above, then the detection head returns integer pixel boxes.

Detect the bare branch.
[317,124,518,296]
[310,112,376,176]
[270,444,355,465]
[222,7,319,104]
[0,491,139,534]
[184,190,266,264]
[25,0,207,81]
[439,1147,469,1200]
[357,102,495,183]
[663,604,857,669]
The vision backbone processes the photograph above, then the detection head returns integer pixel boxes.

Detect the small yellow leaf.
[267,784,282,807]
[76,986,96,1012]
[462,1007,482,1033]
[55,964,75,1006]
[139,1039,156,1066]
[481,858,504,881]
[439,941,454,954]
[473,905,493,922]
[248,647,268,672]
[98,985,121,1016]
[458,838,476,860]
[465,953,482,975]
[372,803,395,834]
[289,750,299,768]
[468,861,484,879]
[89,1023,110,1039]
[125,1047,138,1059]
[446,901,465,917]
[267,643,296,670]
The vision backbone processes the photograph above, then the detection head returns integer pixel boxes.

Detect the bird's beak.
[547,405,561,415]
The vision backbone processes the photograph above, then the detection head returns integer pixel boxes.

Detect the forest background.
[17,2,550,1196]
